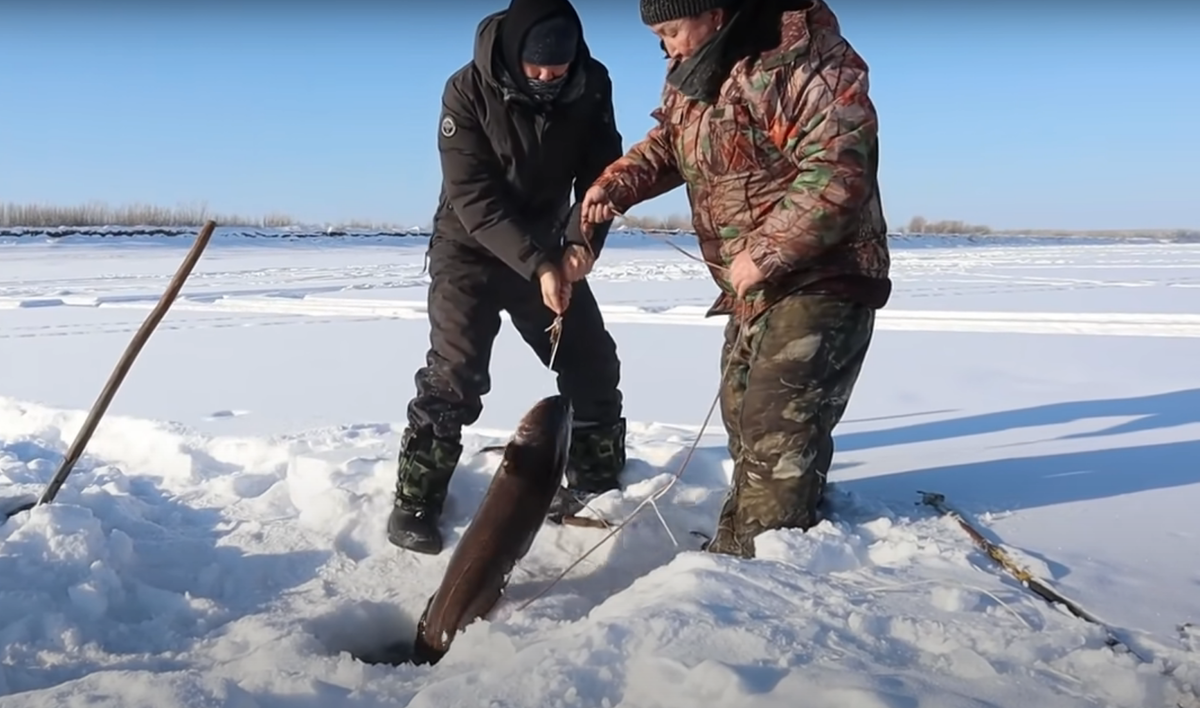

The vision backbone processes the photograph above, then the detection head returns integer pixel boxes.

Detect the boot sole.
[387,528,443,555]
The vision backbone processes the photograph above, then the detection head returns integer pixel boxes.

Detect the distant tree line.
[0,201,411,231]
[6,201,1192,240]
[897,215,992,235]
[615,213,694,231]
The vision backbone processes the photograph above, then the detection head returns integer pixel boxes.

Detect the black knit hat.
[639,0,734,26]
[521,14,579,65]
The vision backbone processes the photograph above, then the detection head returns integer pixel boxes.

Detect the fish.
[410,393,574,665]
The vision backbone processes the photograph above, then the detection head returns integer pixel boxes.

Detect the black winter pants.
[406,236,623,441]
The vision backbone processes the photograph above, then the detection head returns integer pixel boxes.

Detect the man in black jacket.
[387,0,628,555]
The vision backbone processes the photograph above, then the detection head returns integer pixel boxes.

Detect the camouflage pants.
[706,293,875,558]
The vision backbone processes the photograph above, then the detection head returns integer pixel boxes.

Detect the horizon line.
[0,201,1195,236]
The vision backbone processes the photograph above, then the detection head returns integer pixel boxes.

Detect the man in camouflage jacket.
[579,0,891,557]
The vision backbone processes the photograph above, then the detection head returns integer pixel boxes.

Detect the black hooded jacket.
[431,0,623,281]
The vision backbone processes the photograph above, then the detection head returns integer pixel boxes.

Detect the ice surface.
[1,233,1197,706]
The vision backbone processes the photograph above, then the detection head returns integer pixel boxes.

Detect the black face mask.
[525,73,568,103]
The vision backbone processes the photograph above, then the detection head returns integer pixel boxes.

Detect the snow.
[0,231,1198,707]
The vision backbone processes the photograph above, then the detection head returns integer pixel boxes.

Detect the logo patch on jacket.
[440,116,456,137]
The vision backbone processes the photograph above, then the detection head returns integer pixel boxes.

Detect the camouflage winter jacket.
[591,0,891,321]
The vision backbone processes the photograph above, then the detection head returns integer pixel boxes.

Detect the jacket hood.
[470,5,591,105]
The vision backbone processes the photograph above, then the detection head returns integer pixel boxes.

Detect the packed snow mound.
[1,396,1196,707]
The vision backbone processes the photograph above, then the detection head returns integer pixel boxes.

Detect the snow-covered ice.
[1,231,1198,707]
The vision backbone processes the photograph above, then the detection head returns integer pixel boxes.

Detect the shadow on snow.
[833,387,1200,515]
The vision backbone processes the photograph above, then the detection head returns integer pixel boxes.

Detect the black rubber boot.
[387,499,444,555]
[386,428,463,555]
[547,418,627,523]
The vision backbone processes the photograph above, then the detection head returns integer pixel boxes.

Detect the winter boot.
[547,418,627,523]
[386,427,463,555]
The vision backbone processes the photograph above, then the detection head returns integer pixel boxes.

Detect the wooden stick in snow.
[3,220,217,521]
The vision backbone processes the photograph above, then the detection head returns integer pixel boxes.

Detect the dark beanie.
[639,0,733,26]
[521,14,579,66]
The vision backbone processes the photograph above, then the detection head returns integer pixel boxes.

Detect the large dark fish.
[408,393,574,665]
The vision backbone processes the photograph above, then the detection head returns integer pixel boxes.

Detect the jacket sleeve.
[564,66,624,258]
[437,75,549,281]
[745,47,879,282]
[589,89,685,216]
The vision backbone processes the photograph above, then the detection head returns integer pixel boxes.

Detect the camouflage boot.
[547,418,627,523]
[386,427,463,555]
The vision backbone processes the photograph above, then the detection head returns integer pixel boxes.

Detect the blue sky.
[2,1,1197,231]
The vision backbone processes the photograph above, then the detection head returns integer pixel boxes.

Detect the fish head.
[512,394,573,471]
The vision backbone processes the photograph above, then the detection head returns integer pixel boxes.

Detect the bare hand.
[561,244,595,283]
[580,185,618,232]
[730,249,766,298]
[537,264,572,314]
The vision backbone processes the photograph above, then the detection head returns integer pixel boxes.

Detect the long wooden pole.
[4,220,217,520]
[918,490,1149,663]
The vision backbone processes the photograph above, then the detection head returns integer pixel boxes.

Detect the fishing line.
[519,232,746,610]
